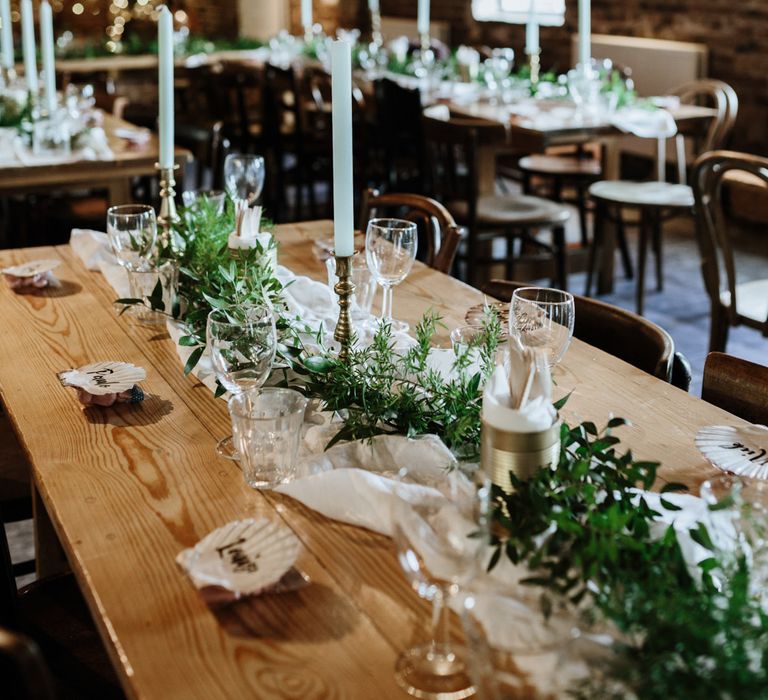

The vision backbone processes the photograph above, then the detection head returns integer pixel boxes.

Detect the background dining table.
[0,219,735,699]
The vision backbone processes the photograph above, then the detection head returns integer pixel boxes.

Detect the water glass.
[228,388,308,489]
[325,255,377,320]
[106,204,157,270]
[32,116,71,157]
[126,260,179,325]
[509,287,575,367]
[207,305,277,460]
[365,218,418,333]
[181,188,226,214]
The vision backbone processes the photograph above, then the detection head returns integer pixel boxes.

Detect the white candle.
[368,0,380,14]
[417,0,430,37]
[0,0,13,71]
[301,0,312,32]
[525,22,539,54]
[330,40,354,258]
[39,0,56,113]
[157,6,174,169]
[578,0,591,66]
[20,0,37,93]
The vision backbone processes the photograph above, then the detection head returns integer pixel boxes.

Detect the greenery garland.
[119,202,768,698]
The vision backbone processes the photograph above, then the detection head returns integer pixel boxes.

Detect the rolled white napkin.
[610,106,677,139]
[483,365,555,432]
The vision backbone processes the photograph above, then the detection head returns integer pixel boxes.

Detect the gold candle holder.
[371,9,383,48]
[156,162,180,254]
[333,253,355,362]
[304,25,314,44]
[527,48,542,87]
[481,418,561,494]
[419,32,431,57]
[0,66,16,88]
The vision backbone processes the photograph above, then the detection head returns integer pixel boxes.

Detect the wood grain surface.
[0,222,739,698]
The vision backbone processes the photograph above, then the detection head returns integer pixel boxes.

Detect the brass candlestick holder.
[0,66,16,88]
[333,253,355,362]
[156,162,180,254]
[419,32,431,57]
[371,9,383,48]
[304,24,314,44]
[527,48,542,87]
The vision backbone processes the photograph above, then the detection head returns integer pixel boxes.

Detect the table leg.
[32,480,69,579]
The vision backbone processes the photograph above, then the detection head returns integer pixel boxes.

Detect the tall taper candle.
[417,0,430,38]
[369,0,380,13]
[20,0,37,93]
[330,40,354,258]
[578,0,591,66]
[0,0,13,71]
[40,0,56,113]
[301,0,312,32]
[157,5,174,169]
[525,20,539,54]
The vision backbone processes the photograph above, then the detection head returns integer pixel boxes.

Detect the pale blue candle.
[40,0,56,113]
[301,0,312,32]
[20,0,37,93]
[417,0,430,37]
[525,21,539,54]
[578,0,591,66]
[369,0,380,14]
[330,40,354,258]
[0,0,13,71]
[157,6,174,169]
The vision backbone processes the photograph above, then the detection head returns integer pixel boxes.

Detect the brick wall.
[376,0,768,152]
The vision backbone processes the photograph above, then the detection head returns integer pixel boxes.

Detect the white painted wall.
[238,0,290,39]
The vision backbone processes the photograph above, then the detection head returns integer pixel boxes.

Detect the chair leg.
[616,213,633,280]
[552,226,567,291]
[636,211,650,316]
[652,209,664,292]
[709,306,730,353]
[585,202,603,297]
[577,185,589,247]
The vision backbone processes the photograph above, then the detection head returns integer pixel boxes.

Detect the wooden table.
[0,220,736,699]
[0,112,190,205]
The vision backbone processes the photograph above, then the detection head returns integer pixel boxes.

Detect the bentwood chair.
[358,188,464,274]
[0,628,56,700]
[692,150,768,352]
[423,114,571,289]
[587,79,739,315]
[702,352,768,424]
[482,279,677,383]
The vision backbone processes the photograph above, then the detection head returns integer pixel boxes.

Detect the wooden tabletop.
[0,220,734,699]
[0,111,190,201]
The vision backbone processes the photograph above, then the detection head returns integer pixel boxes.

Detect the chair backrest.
[202,63,263,152]
[482,280,675,381]
[175,120,226,191]
[422,113,505,234]
[702,352,768,424]
[358,188,464,274]
[0,629,55,700]
[263,63,302,144]
[692,150,768,329]
[668,79,739,155]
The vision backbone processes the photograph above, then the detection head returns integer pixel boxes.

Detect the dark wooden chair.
[423,114,570,289]
[0,628,56,700]
[702,352,768,424]
[0,505,124,699]
[358,188,464,274]
[587,79,739,315]
[692,150,768,352]
[482,279,675,381]
[175,120,227,192]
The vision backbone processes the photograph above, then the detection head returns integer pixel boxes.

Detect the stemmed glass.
[223,153,266,236]
[509,287,575,368]
[365,218,418,334]
[391,463,489,699]
[106,204,157,270]
[206,304,277,460]
[484,48,514,105]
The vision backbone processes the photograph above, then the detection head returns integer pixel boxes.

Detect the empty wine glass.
[365,218,418,334]
[224,153,266,235]
[509,287,574,367]
[391,463,490,699]
[484,48,514,104]
[106,204,157,270]
[206,304,277,460]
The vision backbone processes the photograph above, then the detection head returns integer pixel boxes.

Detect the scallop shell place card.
[58,361,146,406]
[696,425,768,479]
[177,519,301,597]
[3,259,60,291]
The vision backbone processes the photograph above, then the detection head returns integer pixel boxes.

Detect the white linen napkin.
[610,106,677,139]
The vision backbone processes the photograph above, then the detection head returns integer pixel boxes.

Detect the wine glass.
[206,304,277,460]
[509,287,575,367]
[106,204,157,270]
[365,218,418,334]
[224,153,266,235]
[391,463,489,699]
[484,48,514,105]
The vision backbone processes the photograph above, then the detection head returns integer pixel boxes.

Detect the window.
[472,0,566,26]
